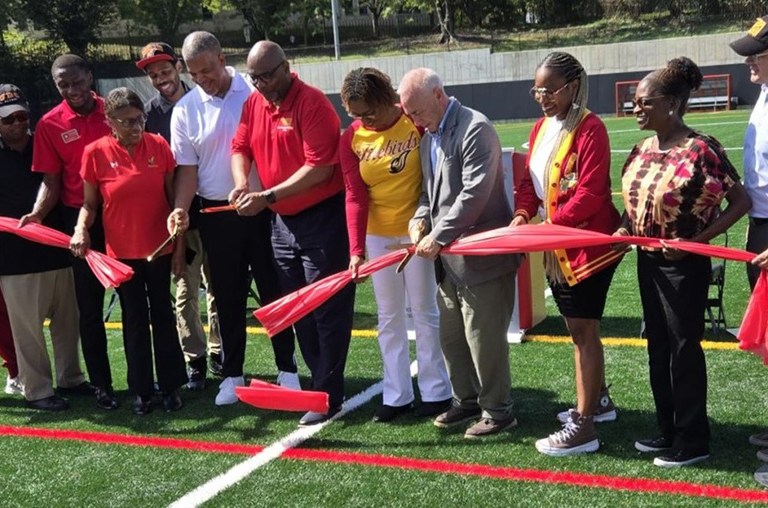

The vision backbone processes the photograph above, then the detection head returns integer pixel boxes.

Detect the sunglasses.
[248,61,285,85]
[0,111,29,125]
[746,51,768,64]
[630,95,667,108]
[529,81,572,100]
[111,114,146,129]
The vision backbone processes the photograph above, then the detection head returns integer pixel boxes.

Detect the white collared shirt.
[170,66,259,200]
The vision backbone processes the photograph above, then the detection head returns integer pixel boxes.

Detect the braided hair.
[646,56,703,117]
[533,51,589,283]
[340,67,398,110]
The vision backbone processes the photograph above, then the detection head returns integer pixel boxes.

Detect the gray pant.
[174,229,221,363]
[437,273,515,420]
[746,218,768,290]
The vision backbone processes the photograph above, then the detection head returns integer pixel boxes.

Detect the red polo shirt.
[32,93,111,208]
[81,133,175,259]
[231,74,342,216]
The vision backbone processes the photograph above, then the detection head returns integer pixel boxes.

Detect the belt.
[750,217,768,226]
[198,197,229,208]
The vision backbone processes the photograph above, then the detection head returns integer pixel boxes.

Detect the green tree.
[0,0,25,53]
[117,0,206,45]
[23,0,119,56]
[364,0,398,38]
[227,0,291,40]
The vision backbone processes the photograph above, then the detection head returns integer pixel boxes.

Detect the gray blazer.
[410,99,520,287]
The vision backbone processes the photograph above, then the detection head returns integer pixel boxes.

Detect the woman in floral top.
[618,57,751,468]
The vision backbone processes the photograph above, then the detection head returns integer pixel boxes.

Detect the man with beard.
[137,42,222,390]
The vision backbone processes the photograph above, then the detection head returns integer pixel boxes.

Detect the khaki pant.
[437,273,515,420]
[174,229,221,363]
[0,268,84,401]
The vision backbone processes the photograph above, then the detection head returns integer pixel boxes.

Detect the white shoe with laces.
[277,371,301,390]
[4,376,23,396]
[215,376,244,406]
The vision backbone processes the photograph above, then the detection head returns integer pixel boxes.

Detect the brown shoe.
[536,410,599,456]
[464,415,517,439]
[433,405,481,428]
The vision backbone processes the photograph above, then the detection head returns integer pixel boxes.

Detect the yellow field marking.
[72,322,743,350]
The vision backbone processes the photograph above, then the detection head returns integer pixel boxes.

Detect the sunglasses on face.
[529,81,572,100]
[0,111,29,125]
[746,51,768,64]
[248,61,285,85]
[630,95,667,108]
[111,114,146,129]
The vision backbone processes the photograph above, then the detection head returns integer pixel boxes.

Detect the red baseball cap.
[136,42,178,70]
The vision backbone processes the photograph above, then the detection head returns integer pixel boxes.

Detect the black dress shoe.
[162,390,183,412]
[26,395,69,411]
[209,353,223,378]
[414,398,452,417]
[186,357,207,391]
[372,403,413,423]
[55,381,95,397]
[94,387,119,411]
[132,395,153,415]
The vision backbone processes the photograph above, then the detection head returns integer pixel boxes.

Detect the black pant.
[637,250,710,454]
[198,200,296,378]
[746,217,768,290]
[61,206,112,391]
[116,255,186,397]
[271,194,355,408]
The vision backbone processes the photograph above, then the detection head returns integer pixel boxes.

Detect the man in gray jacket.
[399,67,520,439]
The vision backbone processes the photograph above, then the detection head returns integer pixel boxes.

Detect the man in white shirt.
[168,31,299,406]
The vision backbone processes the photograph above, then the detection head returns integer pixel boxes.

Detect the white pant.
[367,234,451,406]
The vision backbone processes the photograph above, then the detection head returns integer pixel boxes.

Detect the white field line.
[168,361,418,508]
[610,120,746,135]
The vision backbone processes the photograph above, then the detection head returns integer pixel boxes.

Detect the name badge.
[61,129,81,144]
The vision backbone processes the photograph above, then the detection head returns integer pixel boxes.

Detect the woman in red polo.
[70,87,186,415]
[512,52,624,456]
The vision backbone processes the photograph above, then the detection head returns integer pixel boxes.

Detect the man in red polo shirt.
[20,54,116,410]
[229,41,354,426]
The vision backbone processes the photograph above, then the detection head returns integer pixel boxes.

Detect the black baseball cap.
[730,16,768,56]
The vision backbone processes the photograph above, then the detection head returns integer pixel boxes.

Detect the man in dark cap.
[0,84,86,411]
[137,42,222,390]
[732,15,768,488]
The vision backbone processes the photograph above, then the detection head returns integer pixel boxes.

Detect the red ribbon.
[254,223,764,361]
[0,217,134,288]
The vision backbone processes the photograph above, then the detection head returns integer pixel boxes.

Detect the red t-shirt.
[80,133,175,259]
[32,94,111,208]
[231,75,342,216]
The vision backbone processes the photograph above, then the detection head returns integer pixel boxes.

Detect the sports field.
[2,109,767,507]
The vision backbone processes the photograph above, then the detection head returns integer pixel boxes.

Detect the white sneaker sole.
[634,441,672,453]
[535,437,600,456]
[215,395,239,406]
[557,409,617,424]
[653,454,709,467]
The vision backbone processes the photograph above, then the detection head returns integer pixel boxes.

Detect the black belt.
[750,217,768,226]
[198,197,229,208]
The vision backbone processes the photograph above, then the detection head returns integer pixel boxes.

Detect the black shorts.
[549,261,619,320]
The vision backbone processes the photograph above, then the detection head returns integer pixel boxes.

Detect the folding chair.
[705,231,728,334]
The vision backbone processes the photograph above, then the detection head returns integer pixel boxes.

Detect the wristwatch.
[263,189,277,204]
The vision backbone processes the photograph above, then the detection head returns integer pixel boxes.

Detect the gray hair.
[397,67,444,96]
[104,87,144,116]
[181,31,222,61]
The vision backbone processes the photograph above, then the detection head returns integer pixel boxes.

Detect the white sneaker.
[4,376,23,396]
[277,371,301,390]
[215,376,244,406]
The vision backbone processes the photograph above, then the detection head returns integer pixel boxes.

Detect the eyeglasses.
[746,51,768,64]
[111,114,146,129]
[248,61,285,85]
[630,95,667,108]
[529,81,572,100]
[0,111,29,125]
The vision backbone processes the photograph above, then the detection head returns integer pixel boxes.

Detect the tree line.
[1,0,764,57]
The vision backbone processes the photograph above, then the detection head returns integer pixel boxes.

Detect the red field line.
[2,424,767,504]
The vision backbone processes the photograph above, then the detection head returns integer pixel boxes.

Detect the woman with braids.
[71,87,187,415]
[339,67,451,423]
[512,51,623,456]
[618,57,750,467]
